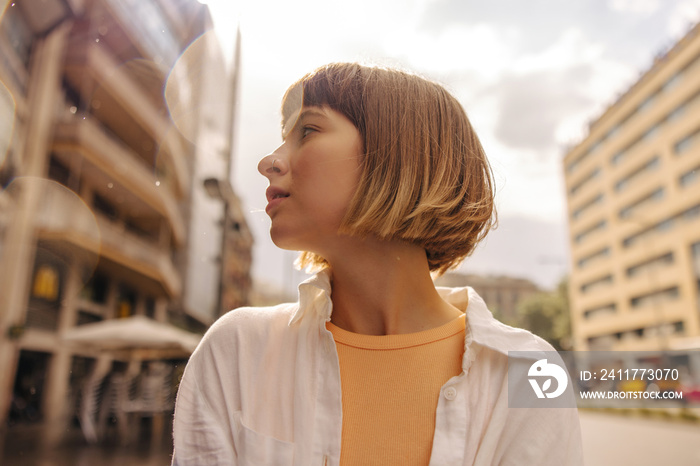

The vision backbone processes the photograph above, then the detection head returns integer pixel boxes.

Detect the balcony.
[52,117,185,245]
[62,38,189,198]
[95,214,181,297]
[33,172,181,297]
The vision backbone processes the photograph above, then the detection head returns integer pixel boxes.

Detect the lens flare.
[2,177,102,294]
[165,29,229,143]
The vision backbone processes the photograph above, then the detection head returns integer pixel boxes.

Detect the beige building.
[0,0,251,445]
[434,272,540,323]
[564,23,700,351]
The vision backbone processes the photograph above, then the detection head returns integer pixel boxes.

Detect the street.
[580,411,700,466]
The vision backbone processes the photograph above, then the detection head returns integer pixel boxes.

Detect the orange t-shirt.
[326,314,466,466]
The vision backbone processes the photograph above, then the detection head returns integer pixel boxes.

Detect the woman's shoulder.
[208,303,299,333]
[200,302,299,346]
[215,302,298,325]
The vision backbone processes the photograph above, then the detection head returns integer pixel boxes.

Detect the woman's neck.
[325,239,462,335]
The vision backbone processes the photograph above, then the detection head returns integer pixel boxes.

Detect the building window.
[32,265,60,301]
[667,88,700,125]
[679,49,700,75]
[675,128,700,155]
[47,156,72,187]
[583,303,616,320]
[692,242,700,277]
[637,94,656,113]
[680,166,700,188]
[610,133,646,166]
[606,126,620,139]
[587,334,617,349]
[615,156,660,192]
[145,297,156,318]
[630,287,679,309]
[580,275,613,293]
[568,139,605,174]
[116,286,136,318]
[572,193,604,220]
[673,321,685,334]
[577,247,610,269]
[619,187,664,219]
[570,167,600,195]
[81,272,109,304]
[684,205,700,221]
[92,193,119,221]
[693,241,700,257]
[642,124,660,141]
[623,228,650,248]
[574,220,607,244]
[567,152,586,174]
[611,149,626,165]
[622,202,700,248]
[125,217,158,242]
[26,256,64,330]
[668,103,686,122]
[662,72,682,92]
[626,252,674,278]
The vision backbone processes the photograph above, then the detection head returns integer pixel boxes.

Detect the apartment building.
[564,23,700,352]
[0,0,251,442]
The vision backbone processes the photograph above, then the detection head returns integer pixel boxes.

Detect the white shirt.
[172,269,583,465]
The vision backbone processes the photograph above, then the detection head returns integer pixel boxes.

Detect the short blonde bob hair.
[282,63,496,276]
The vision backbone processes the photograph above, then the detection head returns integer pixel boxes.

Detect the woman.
[172,63,583,465]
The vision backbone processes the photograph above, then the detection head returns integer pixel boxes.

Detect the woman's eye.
[301,126,316,139]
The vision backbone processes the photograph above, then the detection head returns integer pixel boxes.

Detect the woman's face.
[258,105,363,256]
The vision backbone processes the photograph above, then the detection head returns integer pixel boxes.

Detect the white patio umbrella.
[62,315,202,356]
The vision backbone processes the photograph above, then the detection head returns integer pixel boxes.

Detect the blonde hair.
[282,63,496,275]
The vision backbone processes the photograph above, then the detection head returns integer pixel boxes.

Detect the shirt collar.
[436,286,550,355]
[289,270,547,357]
[288,268,333,326]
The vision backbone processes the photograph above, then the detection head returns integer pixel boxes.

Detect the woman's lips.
[265,186,290,213]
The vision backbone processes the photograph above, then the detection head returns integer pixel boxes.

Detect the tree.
[514,278,572,351]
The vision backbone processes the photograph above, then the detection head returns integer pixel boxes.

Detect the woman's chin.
[269,228,300,251]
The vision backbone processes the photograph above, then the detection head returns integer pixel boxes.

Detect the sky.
[201,0,700,294]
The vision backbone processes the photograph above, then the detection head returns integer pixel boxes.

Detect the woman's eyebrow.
[281,108,328,140]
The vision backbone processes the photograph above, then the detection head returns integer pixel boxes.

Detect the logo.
[528,359,568,399]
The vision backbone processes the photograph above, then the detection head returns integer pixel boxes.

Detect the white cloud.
[667,0,700,38]
[510,28,602,74]
[478,27,628,152]
[608,0,662,15]
[383,23,518,79]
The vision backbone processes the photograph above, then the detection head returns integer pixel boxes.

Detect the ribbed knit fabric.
[326,314,466,466]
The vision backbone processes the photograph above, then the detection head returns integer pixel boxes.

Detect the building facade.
[564,23,700,351]
[0,0,251,444]
[434,272,540,324]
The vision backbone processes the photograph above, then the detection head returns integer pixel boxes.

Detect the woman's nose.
[258,145,288,178]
